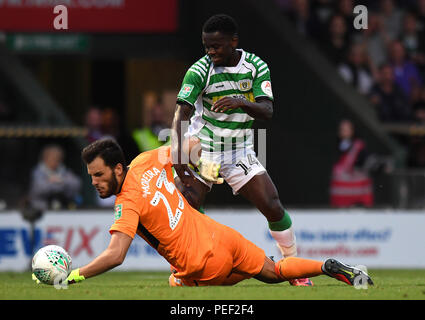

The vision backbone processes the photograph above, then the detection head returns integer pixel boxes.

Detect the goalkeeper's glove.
[66,268,85,284]
[32,268,85,285]
[32,273,41,284]
[195,158,224,184]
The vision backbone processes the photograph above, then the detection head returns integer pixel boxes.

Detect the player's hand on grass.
[211,97,243,113]
[196,158,224,184]
[66,268,85,284]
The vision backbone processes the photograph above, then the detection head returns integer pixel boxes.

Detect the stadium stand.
[278,0,425,207]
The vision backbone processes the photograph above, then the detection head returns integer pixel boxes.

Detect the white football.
[32,245,72,285]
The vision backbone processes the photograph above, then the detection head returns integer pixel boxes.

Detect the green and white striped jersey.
[177,49,273,152]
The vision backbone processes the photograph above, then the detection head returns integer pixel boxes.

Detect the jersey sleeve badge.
[261,80,273,98]
[178,84,195,99]
[114,204,123,221]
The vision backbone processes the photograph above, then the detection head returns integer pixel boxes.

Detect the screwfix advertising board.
[1,209,424,271]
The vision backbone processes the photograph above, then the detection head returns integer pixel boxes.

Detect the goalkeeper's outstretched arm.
[69,231,132,282]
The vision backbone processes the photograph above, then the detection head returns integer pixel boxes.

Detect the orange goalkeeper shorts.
[175,223,265,286]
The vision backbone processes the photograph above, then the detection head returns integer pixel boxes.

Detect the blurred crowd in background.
[278,0,425,168]
[278,0,425,114]
[81,91,173,208]
[0,87,175,211]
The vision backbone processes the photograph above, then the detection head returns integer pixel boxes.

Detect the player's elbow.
[264,108,273,121]
[258,101,273,121]
[259,108,273,121]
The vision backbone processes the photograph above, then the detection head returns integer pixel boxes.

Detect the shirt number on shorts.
[150,169,184,230]
[236,155,259,175]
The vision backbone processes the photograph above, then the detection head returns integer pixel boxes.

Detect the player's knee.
[264,197,285,221]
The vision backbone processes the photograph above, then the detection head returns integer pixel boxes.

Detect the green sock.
[268,210,297,257]
[268,210,292,231]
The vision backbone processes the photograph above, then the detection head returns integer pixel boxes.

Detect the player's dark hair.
[81,138,127,169]
[202,14,238,36]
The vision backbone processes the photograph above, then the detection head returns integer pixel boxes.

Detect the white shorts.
[191,147,266,195]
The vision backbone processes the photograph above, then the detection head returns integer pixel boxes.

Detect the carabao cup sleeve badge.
[114,204,122,221]
[178,84,194,99]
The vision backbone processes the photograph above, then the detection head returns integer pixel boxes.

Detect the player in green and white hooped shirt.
[171,14,312,286]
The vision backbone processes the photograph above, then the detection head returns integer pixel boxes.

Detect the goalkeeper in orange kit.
[34,138,373,288]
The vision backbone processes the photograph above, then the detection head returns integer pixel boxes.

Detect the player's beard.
[100,172,119,199]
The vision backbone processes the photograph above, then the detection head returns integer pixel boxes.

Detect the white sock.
[270,226,297,258]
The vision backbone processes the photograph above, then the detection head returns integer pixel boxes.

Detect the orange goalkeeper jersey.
[109,146,215,278]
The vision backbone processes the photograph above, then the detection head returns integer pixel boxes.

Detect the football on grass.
[32,245,72,285]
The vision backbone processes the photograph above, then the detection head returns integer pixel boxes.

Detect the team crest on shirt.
[178,84,194,98]
[114,204,122,221]
[238,79,252,92]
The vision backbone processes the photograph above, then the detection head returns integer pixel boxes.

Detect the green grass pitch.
[1,270,425,300]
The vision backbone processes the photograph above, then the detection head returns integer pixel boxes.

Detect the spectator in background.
[369,64,412,122]
[389,40,423,99]
[320,14,351,65]
[352,12,391,70]
[286,0,321,38]
[378,0,404,41]
[400,12,425,77]
[132,91,168,152]
[330,119,374,208]
[101,107,140,164]
[28,144,81,211]
[338,43,375,95]
[150,100,168,137]
[84,107,104,143]
[334,0,357,37]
